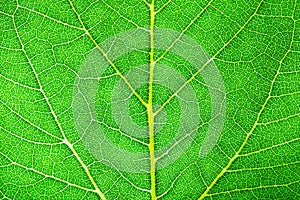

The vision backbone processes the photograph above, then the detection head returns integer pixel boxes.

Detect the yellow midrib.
[148,0,157,199]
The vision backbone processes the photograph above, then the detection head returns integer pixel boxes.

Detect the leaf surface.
[0,0,300,199]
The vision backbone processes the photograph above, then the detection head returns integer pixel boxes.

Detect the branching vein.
[198,0,297,198]
[67,0,148,108]
[11,5,107,199]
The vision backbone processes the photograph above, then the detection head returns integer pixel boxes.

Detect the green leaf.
[1,0,299,199]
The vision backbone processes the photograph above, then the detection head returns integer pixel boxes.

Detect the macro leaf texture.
[0,0,300,199]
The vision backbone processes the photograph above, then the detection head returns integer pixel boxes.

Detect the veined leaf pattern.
[0,0,299,199]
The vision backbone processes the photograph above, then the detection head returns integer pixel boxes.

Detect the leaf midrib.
[147,0,157,199]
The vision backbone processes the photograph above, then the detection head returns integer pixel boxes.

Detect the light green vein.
[0,73,40,91]
[12,6,106,199]
[155,0,262,116]
[154,0,214,64]
[0,10,13,17]
[0,99,63,141]
[0,126,64,146]
[198,0,296,198]
[96,121,149,146]
[17,5,84,31]
[0,190,11,200]
[157,163,195,199]
[227,160,300,173]
[206,180,300,197]
[0,152,96,193]
[143,0,151,7]
[270,91,300,98]
[67,0,147,108]
[101,0,146,30]
[155,0,172,15]
[239,137,300,157]
[156,119,212,161]
[257,112,300,125]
